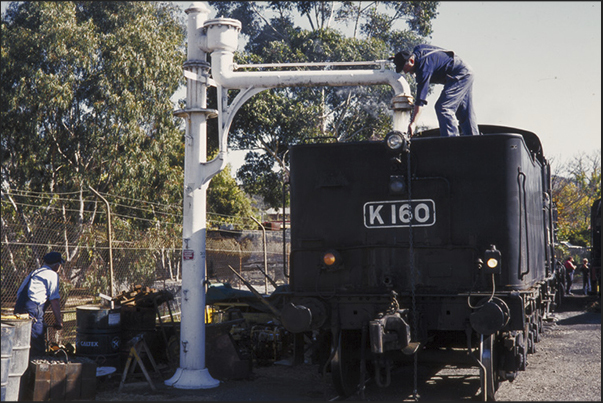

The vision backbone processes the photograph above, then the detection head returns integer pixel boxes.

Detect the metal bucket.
[75,305,122,369]
[1,323,16,401]
[1,317,32,402]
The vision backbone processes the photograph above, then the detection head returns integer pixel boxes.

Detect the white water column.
[164,2,220,390]
[165,1,414,391]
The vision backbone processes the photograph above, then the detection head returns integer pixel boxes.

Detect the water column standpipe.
[166,2,414,391]
[164,2,220,390]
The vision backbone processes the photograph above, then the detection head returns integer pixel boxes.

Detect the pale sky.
[3,1,600,173]
[425,1,601,170]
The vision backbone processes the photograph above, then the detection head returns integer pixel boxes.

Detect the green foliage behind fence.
[1,189,289,347]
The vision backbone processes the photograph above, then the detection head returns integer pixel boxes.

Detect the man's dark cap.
[389,50,413,73]
[43,251,65,265]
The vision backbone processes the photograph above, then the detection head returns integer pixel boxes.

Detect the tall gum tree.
[2,2,255,286]
[1,1,187,286]
[2,1,186,214]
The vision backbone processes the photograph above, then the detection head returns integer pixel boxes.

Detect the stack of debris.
[113,285,174,308]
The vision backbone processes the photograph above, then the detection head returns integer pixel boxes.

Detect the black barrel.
[119,305,157,362]
[76,305,122,368]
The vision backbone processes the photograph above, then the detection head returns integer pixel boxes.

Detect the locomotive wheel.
[516,332,527,371]
[331,330,363,398]
[528,330,536,354]
[480,335,500,401]
[534,314,543,343]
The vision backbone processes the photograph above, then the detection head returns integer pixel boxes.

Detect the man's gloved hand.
[53,323,63,330]
[408,122,417,137]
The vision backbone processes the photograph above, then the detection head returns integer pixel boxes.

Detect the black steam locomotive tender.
[280,125,561,400]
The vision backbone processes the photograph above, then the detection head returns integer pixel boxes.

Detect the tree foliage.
[552,150,601,246]
[1,1,195,294]
[1,1,187,221]
[1,1,253,299]
[208,1,439,208]
[207,162,256,220]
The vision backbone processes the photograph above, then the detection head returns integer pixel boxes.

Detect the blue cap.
[43,252,65,265]
[389,50,413,73]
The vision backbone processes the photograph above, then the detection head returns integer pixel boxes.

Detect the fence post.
[88,185,114,297]
[250,216,268,294]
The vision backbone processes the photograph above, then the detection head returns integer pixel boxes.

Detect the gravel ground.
[95,288,600,401]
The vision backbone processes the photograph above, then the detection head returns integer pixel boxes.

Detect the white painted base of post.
[164,367,220,389]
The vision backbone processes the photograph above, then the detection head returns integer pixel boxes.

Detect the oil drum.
[76,305,121,369]
[1,323,15,401]
[119,305,157,363]
[1,316,32,402]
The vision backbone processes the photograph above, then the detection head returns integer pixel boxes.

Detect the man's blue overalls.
[414,45,480,137]
[13,267,51,357]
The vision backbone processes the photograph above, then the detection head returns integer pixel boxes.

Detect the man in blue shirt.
[390,44,480,137]
[14,251,65,356]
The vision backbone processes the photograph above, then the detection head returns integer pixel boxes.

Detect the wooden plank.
[119,342,156,392]
[131,347,156,391]
[118,352,134,392]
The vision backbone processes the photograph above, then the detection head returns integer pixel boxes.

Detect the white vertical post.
[164,2,219,390]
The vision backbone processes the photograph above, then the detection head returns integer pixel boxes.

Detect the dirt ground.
[94,287,600,401]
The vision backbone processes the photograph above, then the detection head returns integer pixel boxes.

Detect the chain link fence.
[1,189,290,348]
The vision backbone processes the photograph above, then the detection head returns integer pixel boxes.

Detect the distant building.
[261,207,290,230]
